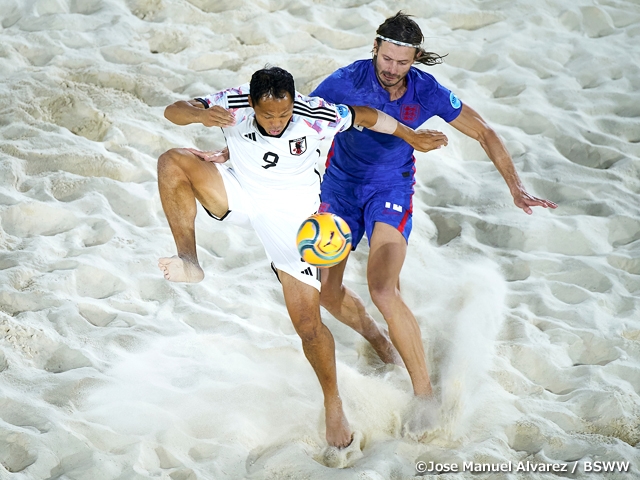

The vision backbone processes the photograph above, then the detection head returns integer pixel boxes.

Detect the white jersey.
[198,84,354,210]
[196,85,355,291]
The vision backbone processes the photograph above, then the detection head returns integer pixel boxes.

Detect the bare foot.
[158,256,204,283]
[325,398,352,448]
[403,395,440,442]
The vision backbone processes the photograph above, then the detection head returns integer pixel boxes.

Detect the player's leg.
[367,222,432,397]
[320,258,402,365]
[157,148,229,282]
[278,270,352,448]
[317,183,401,365]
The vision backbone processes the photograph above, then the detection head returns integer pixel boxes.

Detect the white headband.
[376,35,421,49]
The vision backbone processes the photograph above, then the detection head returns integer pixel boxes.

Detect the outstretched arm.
[164,99,236,127]
[449,104,557,214]
[350,105,448,153]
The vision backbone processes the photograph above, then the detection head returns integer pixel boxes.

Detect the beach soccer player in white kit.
[156,67,448,447]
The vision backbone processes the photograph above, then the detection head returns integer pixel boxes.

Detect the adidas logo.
[301,267,314,276]
[244,132,256,141]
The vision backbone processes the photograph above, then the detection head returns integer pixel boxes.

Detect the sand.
[1,0,640,478]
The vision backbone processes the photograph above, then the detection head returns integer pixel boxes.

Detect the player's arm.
[449,103,557,214]
[164,99,236,127]
[350,105,448,153]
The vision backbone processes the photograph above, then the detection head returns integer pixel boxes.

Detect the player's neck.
[384,80,407,101]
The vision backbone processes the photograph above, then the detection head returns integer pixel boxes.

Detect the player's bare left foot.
[158,256,205,283]
[324,396,352,448]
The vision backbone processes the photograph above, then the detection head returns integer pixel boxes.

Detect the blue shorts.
[319,176,414,250]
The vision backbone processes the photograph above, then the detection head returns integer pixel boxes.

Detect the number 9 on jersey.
[296,213,352,268]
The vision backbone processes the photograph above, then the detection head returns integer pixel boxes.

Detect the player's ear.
[247,95,254,108]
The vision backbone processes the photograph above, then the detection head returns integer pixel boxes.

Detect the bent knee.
[158,148,190,168]
[293,317,323,342]
[369,285,399,311]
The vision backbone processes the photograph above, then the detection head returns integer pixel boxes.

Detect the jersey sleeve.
[417,74,463,122]
[330,103,355,134]
[309,68,350,105]
[195,83,251,110]
[295,93,354,138]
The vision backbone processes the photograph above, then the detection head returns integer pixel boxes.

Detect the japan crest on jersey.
[289,137,307,156]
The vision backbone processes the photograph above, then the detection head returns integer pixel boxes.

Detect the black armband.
[346,105,356,130]
[194,98,209,109]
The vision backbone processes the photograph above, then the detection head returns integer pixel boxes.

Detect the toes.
[341,433,354,449]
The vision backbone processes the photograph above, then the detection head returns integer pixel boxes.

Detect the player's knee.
[158,148,182,171]
[369,284,398,312]
[158,148,193,180]
[292,316,321,342]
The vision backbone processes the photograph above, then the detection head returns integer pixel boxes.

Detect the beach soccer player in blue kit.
[311,12,557,399]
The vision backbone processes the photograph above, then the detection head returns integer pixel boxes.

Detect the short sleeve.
[437,85,463,122]
[195,84,251,110]
[414,72,463,123]
[332,104,355,133]
[296,93,354,138]
[310,69,349,105]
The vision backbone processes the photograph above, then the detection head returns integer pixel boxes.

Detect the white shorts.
[204,162,321,291]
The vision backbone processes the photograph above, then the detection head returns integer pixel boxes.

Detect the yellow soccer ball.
[296,213,352,268]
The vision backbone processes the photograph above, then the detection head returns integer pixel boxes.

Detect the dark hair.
[249,67,295,105]
[375,11,446,66]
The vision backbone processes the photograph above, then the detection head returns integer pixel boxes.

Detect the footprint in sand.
[147,27,190,54]
[45,91,112,142]
[608,215,640,248]
[0,201,79,238]
[429,212,462,246]
[188,442,216,463]
[0,430,37,473]
[44,344,93,374]
[553,135,623,169]
[77,302,118,327]
[101,182,157,228]
[607,255,640,275]
[155,446,182,469]
[0,397,52,434]
[81,219,116,248]
[581,6,616,38]
[74,263,127,299]
[566,331,621,367]
[69,0,104,15]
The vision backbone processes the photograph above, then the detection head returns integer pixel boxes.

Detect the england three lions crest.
[289,137,307,156]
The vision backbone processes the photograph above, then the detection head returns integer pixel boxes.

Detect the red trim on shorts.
[398,208,410,233]
[397,156,416,233]
[325,139,336,169]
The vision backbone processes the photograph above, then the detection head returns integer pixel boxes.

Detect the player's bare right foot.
[325,397,352,448]
[158,256,204,283]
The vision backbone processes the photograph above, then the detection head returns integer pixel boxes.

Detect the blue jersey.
[310,59,463,184]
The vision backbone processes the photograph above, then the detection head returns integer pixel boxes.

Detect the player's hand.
[185,147,230,163]
[408,129,448,152]
[512,188,558,215]
[198,105,236,128]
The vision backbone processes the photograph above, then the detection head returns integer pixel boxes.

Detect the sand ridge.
[1,0,640,478]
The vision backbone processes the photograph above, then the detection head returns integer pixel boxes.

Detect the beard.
[373,55,407,88]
